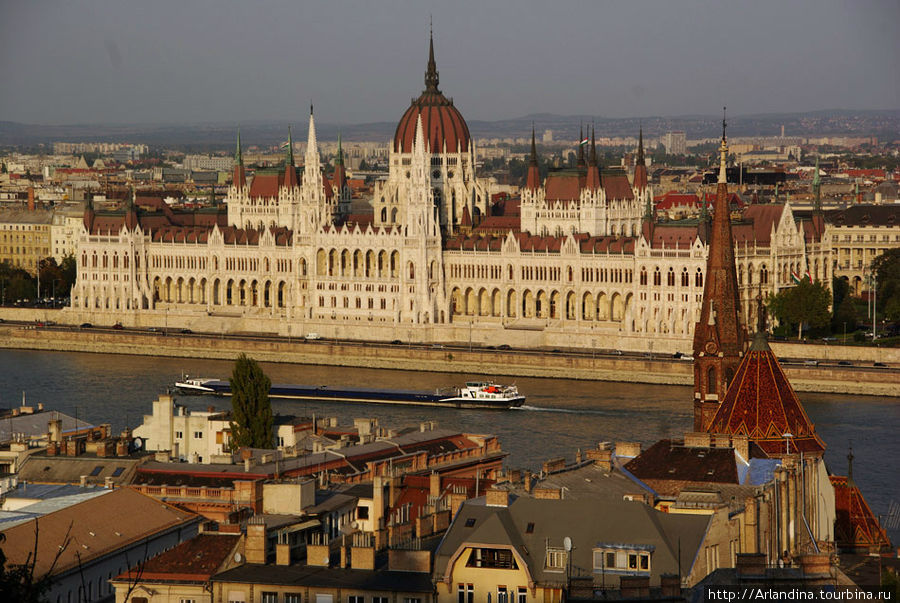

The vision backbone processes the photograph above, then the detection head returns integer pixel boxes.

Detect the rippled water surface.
[1,348,897,541]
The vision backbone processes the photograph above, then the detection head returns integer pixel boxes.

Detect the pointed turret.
[303,106,322,192]
[811,157,824,238]
[233,128,247,190]
[83,193,95,233]
[692,107,748,432]
[124,183,139,231]
[282,126,299,189]
[577,123,586,168]
[585,126,601,191]
[633,125,648,191]
[332,132,347,192]
[526,124,541,191]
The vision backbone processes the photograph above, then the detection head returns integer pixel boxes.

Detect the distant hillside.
[2,109,897,150]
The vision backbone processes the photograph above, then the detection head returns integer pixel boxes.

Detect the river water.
[1,349,897,542]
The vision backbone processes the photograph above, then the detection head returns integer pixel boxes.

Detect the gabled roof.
[603,172,636,200]
[248,172,283,198]
[705,335,826,457]
[434,496,710,586]
[0,487,199,578]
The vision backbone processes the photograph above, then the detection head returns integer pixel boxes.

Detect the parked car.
[837,360,852,366]
[112,322,124,330]
[803,360,818,366]
[873,362,887,368]
[79,322,93,329]
[497,344,511,350]
[306,333,322,340]
[180,328,192,334]
[390,339,402,345]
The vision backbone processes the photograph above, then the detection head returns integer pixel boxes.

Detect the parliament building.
[69,34,830,352]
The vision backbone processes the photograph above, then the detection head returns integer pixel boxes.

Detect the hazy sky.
[2,0,898,126]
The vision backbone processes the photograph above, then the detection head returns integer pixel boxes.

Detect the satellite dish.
[132,437,144,450]
[233,552,242,563]
[563,536,572,552]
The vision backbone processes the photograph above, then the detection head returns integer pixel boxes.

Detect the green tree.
[873,248,900,321]
[767,279,831,340]
[59,254,77,294]
[228,354,273,449]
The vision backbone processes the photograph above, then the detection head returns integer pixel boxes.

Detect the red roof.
[248,173,282,199]
[115,534,239,583]
[655,192,700,210]
[544,172,584,202]
[394,94,469,154]
[603,173,635,200]
[706,336,826,457]
[829,475,892,552]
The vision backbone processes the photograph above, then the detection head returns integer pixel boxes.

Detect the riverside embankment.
[1,323,896,396]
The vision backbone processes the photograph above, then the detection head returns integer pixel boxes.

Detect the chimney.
[524,472,534,493]
[275,542,291,566]
[485,487,509,508]
[48,419,61,444]
[429,472,441,498]
[27,186,35,211]
[660,574,681,597]
[799,553,831,576]
[245,516,267,564]
[736,553,767,577]
[104,476,114,489]
[79,475,87,487]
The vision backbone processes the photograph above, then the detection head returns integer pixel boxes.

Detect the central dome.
[393,34,470,154]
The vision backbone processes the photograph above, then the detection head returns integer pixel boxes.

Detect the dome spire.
[425,22,440,93]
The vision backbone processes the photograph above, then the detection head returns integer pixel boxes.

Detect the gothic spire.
[425,24,440,93]
[577,123,585,167]
[585,125,601,191]
[692,106,747,432]
[285,125,295,167]
[526,123,541,191]
[633,123,648,191]
[283,125,299,189]
[718,107,728,185]
[336,132,344,166]
[812,157,821,212]
[637,124,645,166]
[232,128,247,190]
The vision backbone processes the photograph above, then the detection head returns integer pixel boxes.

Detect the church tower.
[297,106,325,236]
[692,110,747,432]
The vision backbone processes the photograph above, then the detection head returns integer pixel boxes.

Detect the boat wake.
[515,404,613,415]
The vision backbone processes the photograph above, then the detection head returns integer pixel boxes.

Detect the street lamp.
[783,432,793,455]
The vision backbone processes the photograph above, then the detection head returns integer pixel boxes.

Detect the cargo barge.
[174,377,525,410]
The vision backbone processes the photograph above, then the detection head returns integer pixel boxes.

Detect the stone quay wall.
[0,322,896,397]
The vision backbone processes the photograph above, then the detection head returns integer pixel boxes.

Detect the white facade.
[133,394,300,463]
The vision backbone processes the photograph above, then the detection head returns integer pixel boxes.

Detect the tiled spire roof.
[692,108,747,431]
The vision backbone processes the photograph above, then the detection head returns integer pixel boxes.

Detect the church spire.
[692,106,747,432]
[424,23,440,93]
